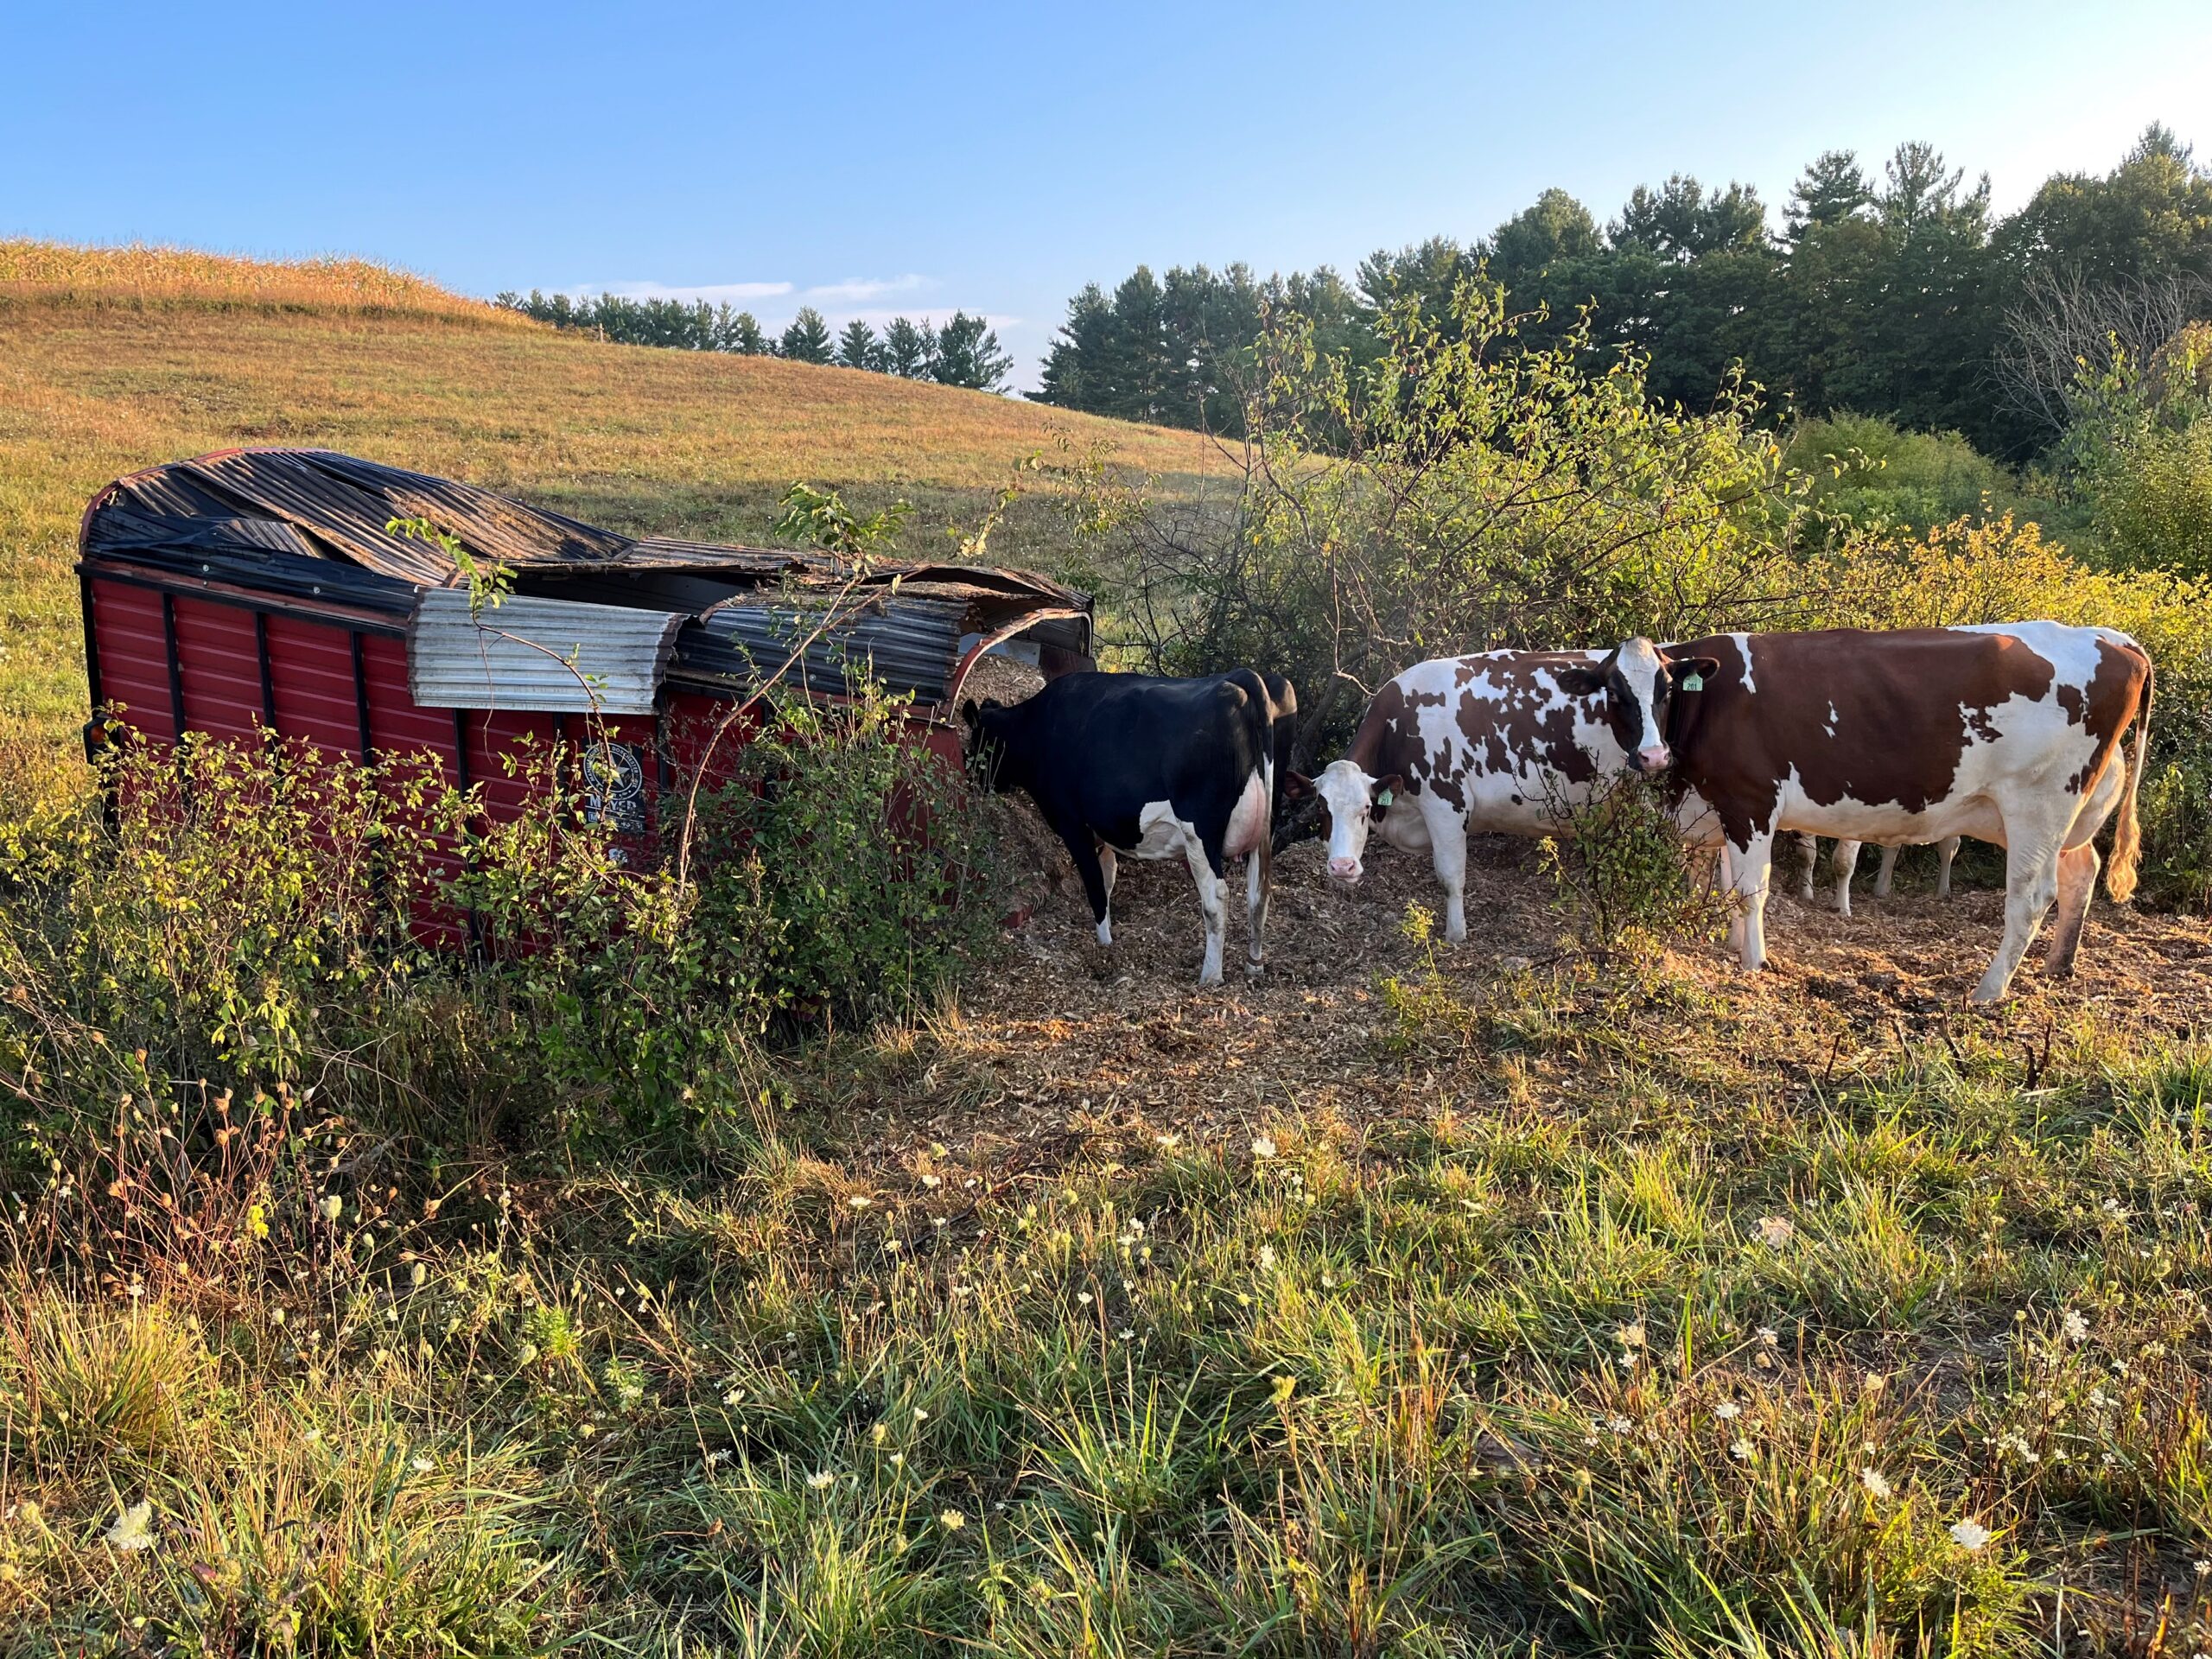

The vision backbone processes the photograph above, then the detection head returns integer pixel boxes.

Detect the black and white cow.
[963,671,1291,987]
[1585,623,2154,1002]
[1287,645,1675,942]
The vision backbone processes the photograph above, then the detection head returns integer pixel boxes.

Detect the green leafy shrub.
[0,687,1001,1164]
[1537,773,1729,960]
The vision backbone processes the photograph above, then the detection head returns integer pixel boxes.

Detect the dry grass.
[0,245,1236,752]
[0,238,532,322]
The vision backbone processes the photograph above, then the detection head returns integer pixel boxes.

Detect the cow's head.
[1285,761,1405,886]
[1553,638,1720,775]
[960,697,1013,791]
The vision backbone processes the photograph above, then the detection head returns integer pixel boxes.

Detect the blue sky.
[5,1,2207,389]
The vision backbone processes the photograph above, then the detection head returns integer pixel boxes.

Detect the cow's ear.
[1553,665,1607,696]
[1373,772,1406,803]
[959,699,979,722]
[1669,655,1722,687]
[1282,771,1317,802]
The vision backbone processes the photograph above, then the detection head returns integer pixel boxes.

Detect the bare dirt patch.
[864,829,2212,1175]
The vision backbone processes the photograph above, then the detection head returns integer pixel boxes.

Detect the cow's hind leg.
[1183,836,1229,988]
[1729,832,1777,971]
[1973,825,2067,1004]
[1795,834,1820,901]
[1243,840,1270,976]
[1874,844,1901,899]
[2044,842,2100,976]
[1832,840,1863,916]
[1936,836,1958,900]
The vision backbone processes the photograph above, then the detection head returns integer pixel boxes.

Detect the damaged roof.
[81,448,1091,706]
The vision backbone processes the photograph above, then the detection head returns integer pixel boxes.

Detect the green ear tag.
[1681,673,1705,692]
[1376,788,1395,808]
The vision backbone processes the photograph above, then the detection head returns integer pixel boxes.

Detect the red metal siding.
[88,581,176,736]
[361,635,461,776]
[264,613,369,756]
[171,596,264,745]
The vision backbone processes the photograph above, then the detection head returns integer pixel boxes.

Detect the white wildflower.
[1756,1326,1779,1347]
[1729,1439,1754,1461]
[1714,1402,1741,1421]
[318,1195,343,1224]
[410,1454,435,1473]
[1250,1136,1277,1160]
[939,1508,966,1531]
[2062,1308,2089,1343]
[807,1471,835,1491]
[104,1502,155,1553]
[1756,1216,1795,1248]
[1860,1466,1893,1500]
[1617,1321,1646,1349]
[1606,1415,1632,1433]
[1949,1518,1993,1552]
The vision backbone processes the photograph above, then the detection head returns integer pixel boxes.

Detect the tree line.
[1031,126,2212,460]
[493,290,1014,391]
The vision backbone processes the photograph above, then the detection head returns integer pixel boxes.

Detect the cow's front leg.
[1429,822,1469,944]
[1831,840,1862,916]
[1183,836,1229,988]
[1096,844,1118,944]
[1728,832,1776,971]
[1058,828,1114,947]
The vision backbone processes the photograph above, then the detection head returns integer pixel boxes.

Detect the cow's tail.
[2106,644,2154,904]
[1227,669,1276,886]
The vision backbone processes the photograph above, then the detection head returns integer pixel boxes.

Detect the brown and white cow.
[1287,647,1672,941]
[1592,623,2152,1002]
[1796,834,1961,913]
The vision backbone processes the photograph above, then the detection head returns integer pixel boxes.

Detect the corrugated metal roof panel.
[80,449,1096,699]
[408,590,686,715]
[675,593,969,703]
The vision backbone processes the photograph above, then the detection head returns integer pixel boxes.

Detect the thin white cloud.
[571,279,793,303]
[830,308,1021,331]
[802,273,931,304]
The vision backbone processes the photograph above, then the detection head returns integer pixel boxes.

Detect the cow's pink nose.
[1637,744,1672,771]
[1328,858,1362,883]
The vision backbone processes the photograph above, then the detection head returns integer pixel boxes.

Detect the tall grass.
[0,238,531,324]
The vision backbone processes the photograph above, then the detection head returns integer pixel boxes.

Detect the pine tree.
[882,317,932,378]
[1786,150,1874,242]
[836,319,882,371]
[930,312,1014,391]
[728,312,768,355]
[779,307,834,364]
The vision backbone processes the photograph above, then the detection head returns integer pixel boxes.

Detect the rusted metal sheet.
[408,590,686,715]
[677,592,973,703]
[79,448,1096,713]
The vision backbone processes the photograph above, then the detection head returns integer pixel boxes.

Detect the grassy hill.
[0,241,1234,749]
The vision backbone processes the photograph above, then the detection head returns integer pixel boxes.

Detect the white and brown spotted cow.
[1596,623,2153,1003]
[1287,647,1670,942]
[1796,834,1961,913]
